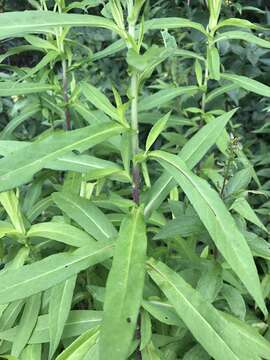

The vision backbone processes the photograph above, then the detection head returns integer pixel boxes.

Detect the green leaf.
[144,17,207,35]
[221,312,270,360]
[20,344,42,360]
[216,18,265,30]
[149,150,267,316]
[24,34,58,51]
[0,191,25,234]
[81,83,121,123]
[0,82,53,97]
[145,112,170,152]
[46,153,121,174]
[231,197,268,233]
[140,310,152,350]
[207,46,220,81]
[138,86,198,112]
[0,242,113,304]
[0,11,119,40]
[0,310,102,344]
[141,341,162,360]
[144,109,237,216]
[221,73,270,97]
[0,122,124,192]
[49,276,77,359]
[100,207,147,360]
[147,259,260,360]
[27,222,96,247]
[11,293,41,357]
[55,327,99,360]
[1,104,40,139]
[52,192,117,241]
[215,31,270,49]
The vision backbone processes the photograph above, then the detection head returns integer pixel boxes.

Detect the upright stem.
[128,22,140,205]
[62,58,71,130]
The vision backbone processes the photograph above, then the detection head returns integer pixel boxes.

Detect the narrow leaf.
[100,207,147,360]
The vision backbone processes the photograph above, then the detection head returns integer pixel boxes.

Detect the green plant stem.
[128,22,140,205]
[62,58,71,131]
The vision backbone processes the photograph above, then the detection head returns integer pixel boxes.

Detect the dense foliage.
[1,0,270,359]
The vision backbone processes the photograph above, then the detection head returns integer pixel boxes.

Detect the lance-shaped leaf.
[100,207,147,360]
[215,31,270,49]
[149,150,266,316]
[0,122,124,192]
[0,310,103,344]
[49,276,77,359]
[221,73,270,97]
[145,112,170,152]
[27,222,96,247]
[20,344,41,360]
[138,86,198,112]
[147,259,266,360]
[144,109,237,216]
[82,83,121,123]
[0,242,113,304]
[144,17,207,35]
[55,327,99,360]
[0,82,53,97]
[0,11,120,40]
[11,293,41,357]
[53,192,117,241]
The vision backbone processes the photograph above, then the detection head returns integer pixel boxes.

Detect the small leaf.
[145,112,170,152]
[27,222,95,247]
[207,46,220,81]
[49,276,77,359]
[11,293,41,357]
[221,73,270,97]
[55,327,99,360]
[53,192,117,241]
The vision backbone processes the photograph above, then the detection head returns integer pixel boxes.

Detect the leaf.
[55,327,99,360]
[145,112,170,152]
[27,222,95,247]
[0,191,25,234]
[215,31,270,49]
[0,82,53,97]
[154,214,203,240]
[144,17,207,35]
[1,104,40,139]
[221,312,270,360]
[231,197,268,233]
[20,344,42,360]
[11,293,41,357]
[0,310,102,343]
[100,207,147,360]
[216,18,265,30]
[49,276,77,359]
[46,153,121,174]
[221,73,270,97]
[81,83,121,123]
[30,310,102,344]
[147,259,259,360]
[207,46,220,81]
[144,109,237,216]
[0,122,124,192]
[138,86,198,112]
[149,150,267,316]
[0,11,119,40]
[140,310,152,350]
[0,242,113,304]
[221,284,246,320]
[24,34,58,51]
[52,192,117,241]
[141,341,162,360]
